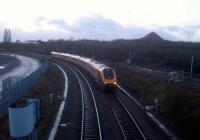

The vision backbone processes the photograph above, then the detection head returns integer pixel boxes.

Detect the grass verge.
[110,63,200,140]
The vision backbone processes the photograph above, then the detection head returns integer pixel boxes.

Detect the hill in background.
[141,32,165,42]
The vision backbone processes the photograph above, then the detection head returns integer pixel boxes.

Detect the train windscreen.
[103,68,114,79]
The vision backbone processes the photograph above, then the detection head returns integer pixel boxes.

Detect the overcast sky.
[0,0,199,42]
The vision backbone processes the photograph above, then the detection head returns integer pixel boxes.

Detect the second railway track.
[65,63,102,140]
[106,92,147,140]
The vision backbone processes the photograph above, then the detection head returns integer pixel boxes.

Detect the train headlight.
[114,82,117,85]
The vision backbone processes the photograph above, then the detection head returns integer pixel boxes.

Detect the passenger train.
[51,52,117,88]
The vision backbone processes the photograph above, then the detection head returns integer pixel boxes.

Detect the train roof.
[52,52,108,71]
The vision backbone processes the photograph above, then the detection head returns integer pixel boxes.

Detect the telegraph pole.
[129,51,132,64]
[190,56,194,78]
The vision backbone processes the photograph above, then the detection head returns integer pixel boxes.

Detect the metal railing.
[0,61,48,120]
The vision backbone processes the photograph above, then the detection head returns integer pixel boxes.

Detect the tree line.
[0,38,200,74]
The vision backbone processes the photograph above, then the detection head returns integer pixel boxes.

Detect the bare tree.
[3,28,12,43]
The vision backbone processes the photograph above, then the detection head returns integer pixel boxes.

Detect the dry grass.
[110,63,200,140]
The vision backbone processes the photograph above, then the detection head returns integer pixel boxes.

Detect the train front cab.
[101,67,117,88]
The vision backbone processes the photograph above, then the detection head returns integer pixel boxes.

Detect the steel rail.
[116,95,147,140]
[117,85,176,140]
[107,93,146,140]
[65,63,102,140]
[64,64,85,140]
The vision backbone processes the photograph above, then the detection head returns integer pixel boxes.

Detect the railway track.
[116,85,175,140]
[106,92,146,140]
[50,62,83,140]
[64,61,147,140]
[65,63,102,140]
[53,59,169,140]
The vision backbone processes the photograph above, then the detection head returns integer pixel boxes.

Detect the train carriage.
[51,52,117,88]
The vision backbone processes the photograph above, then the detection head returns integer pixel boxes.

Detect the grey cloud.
[48,19,69,30]
[164,25,200,41]
[34,17,48,27]
[1,15,200,42]
[47,15,150,40]
[46,16,179,41]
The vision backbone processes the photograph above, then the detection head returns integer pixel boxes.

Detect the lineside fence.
[0,58,48,120]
